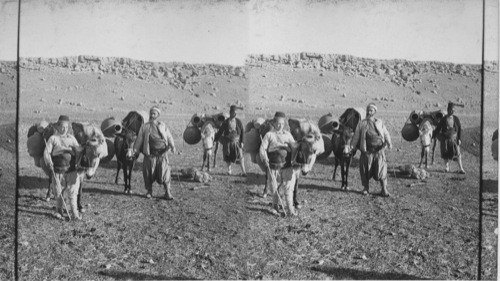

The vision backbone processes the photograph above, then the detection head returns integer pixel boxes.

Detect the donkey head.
[124,130,138,160]
[292,134,319,176]
[80,134,108,179]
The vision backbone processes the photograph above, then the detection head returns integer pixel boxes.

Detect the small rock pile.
[0,61,17,78]
[246,52,482,88]
[399,164,430,180]
[19,56,246,90]
[180,167,212,183]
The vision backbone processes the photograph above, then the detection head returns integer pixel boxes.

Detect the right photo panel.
[481,0,499,279]
[244,0,488,279]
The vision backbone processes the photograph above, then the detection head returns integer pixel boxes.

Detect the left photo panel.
[0,0,18,280]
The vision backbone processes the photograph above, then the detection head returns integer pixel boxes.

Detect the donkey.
[288,119,324,209]
[40,134,107,219]
[331,108,361,190]
[114,129,138,194]
[256,133,321,216]
[331,125,356,190]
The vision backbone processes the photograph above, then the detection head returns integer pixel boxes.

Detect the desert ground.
[481,69,499,280]
[0,61,17,281]
[17,55,489,280]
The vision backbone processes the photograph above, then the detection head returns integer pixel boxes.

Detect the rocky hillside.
[246,53,493,91]
[19,56,246,92]
[0,61,17,110]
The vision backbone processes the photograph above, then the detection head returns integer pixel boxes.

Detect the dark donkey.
[114,129,138,194]
[331,108,362,190]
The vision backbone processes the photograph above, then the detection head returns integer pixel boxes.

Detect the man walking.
[259,111,296,215]
[43,115,82,220]
[133,106,177,200]
[351,103,392,197]
[214,105,247,176]
[435,102,465,174]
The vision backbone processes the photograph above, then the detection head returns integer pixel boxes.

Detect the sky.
[0,0,18,61]
[0,0,497,64]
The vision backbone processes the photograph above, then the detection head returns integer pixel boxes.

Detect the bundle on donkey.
[401,109,447,168]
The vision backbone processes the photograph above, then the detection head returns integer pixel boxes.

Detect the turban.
[447,102,455,111]
[366,103,377,112]
[150,106,161,115]
[230,105,243,114]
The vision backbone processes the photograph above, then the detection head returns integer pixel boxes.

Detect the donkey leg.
[115,161,121,184]
[293,178,300,209]
[340,160,346,190]
[77,180,84,212]
[345,158,351,190]
[206,154,211,172]
[213,142,218,168]
[332,158,339,181]
[431,139,437,165]
[124,162,130,194]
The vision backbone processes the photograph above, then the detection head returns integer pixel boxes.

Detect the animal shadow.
[311,265,428,280]
[482,179,498,193]
[98,270,196,280]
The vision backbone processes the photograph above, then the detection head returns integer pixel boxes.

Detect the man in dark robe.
[215,105,247,176]
[435,102,465,174]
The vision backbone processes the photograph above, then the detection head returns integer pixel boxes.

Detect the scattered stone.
[210,92,216,97]
[98,76,102,80]
[77,102,83,107]
[40,98,46,102]
[101,264,112,269]
[280,95,285,101]
[40,78,45,81]
[415,91,421,95]
[431,90,437,94]
[342,93,346,98]
[319,73,324,77]
[120,96,125,101]
[316,259,325,265]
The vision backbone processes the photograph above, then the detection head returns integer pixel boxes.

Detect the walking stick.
[258,133,288,216]
[266,164,287,217]
[44,139,72,220]
[49,162,72,221]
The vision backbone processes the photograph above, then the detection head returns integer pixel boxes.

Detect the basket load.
[183,112,228,145]
[122,111,149,135]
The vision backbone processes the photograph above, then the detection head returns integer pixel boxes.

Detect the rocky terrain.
[16,54,493,280]
[0,61,17,281]
[19,56,246,92]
